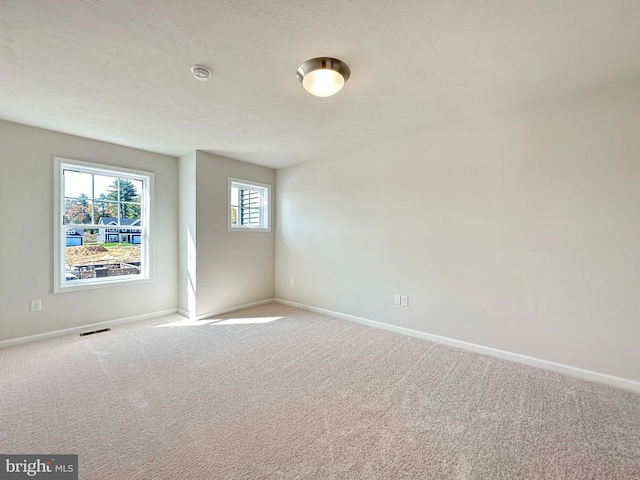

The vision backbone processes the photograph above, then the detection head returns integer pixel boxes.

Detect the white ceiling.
[2,1,640,169]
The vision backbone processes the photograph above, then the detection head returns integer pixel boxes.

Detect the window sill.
[228,226,271,232]
[54,275,153,294]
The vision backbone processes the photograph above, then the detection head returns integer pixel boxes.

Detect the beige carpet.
[1,303,638,479]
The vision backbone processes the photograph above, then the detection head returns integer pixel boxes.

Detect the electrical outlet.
[394,294,401,305]
[401,295,409,307]
[290,278,294,287]
[30,300,42,312]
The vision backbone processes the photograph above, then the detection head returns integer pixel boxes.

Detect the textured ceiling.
[1,1,640,169]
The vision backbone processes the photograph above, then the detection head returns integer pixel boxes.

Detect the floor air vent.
[79,328,111,337]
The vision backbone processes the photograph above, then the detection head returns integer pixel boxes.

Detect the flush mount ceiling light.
[191,64,212,81]
[297,57,350,97]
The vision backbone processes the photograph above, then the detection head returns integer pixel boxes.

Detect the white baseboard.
[178,298,275,321]
[0,308,179,349]
[275,298,640,393]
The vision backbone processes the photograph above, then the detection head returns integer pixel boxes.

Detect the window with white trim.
[229,178,270,231]
[54,158,153,292]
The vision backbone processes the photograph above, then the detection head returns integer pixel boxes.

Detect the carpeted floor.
[1,303,639,479]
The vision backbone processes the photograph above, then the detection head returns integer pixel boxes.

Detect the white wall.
[189,151,275,317]
[275,78,640,382]
[178,152,196,316]
[0,121,178,342]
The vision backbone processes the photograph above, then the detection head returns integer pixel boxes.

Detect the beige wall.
[190,151,275,317]
[275,79,640,382]
[0,121,178,341]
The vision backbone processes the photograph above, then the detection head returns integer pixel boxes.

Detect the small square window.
[229,178,270,231]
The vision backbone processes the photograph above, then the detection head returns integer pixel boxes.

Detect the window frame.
[228,177,271,232]
[53,157,154,293]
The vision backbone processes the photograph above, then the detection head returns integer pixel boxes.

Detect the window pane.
[64,198,93,225]
[95,202,120,223]
[93,203,141,225]
[64,227,142,283]
[96,225,143,247]
[94,194,110,219]
[231,206,238,226]
[120,202,141,221]
[131,180,143,204]
[64,170,92,198]
[240,188,261,226]
[231,186,239,206]
[94,174,119,199]
[117,178,140,203]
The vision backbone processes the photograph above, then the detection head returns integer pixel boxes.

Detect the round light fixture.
[297,57,350,97]
[191,64,212,81]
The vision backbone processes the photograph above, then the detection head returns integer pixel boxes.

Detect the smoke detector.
[191,65,212,81]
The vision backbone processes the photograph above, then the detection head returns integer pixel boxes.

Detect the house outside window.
[65,227,84,247]
[228,178,270,231]
[54,157,154,292]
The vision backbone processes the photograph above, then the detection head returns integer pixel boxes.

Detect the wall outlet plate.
[30,300,42,312]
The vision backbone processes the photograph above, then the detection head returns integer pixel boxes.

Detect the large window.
[54,158,153,292]
[229,178,270,231]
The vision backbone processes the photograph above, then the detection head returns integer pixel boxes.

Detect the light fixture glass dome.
[302,69,344,97]
[297,57,350,97]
